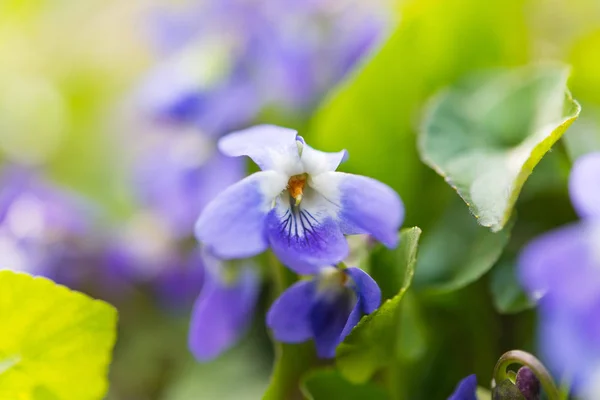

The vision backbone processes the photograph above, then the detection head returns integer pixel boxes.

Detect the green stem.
[493,350,560,400]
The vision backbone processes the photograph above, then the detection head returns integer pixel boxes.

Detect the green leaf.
[163,332,270,400]
[370,227,422,301]
[306,0,529,227]
[414,199,514,293]
[0,271,118,400]
[562,105,600,160]
[301,369,389,400]
[489,259,534,314]
[419,65,581,232]
[335,227,421,383]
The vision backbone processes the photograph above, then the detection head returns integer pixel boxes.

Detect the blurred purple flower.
[195,125,404,274]
[519,152,600,396]
[267,266,380,358]
[140,0,391,128]
[188,250,260,361]
[0,167,98,286]
[104,210,204,309]
[135,131,245,238]
[448,375,477,400]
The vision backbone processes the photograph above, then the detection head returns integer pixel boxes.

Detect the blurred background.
[1,0,599,399]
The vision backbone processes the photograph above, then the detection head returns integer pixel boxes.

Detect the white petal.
[218,125,303,175]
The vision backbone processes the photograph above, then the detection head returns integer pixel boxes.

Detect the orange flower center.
[287,174,307,206]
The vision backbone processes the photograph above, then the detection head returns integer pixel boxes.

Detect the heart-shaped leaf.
[0,271,118,400]
[419,65,580,231]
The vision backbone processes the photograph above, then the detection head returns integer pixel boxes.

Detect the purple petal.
[195,78,262,136]
[265,210,349,274]
[518,221,600,310]
[188,264,260,361]
[312,172,403,247]
[195,171,287,259]
[266,280,316,343]
[569,152,600,219]
[218,125,300,172]
[539,305,600,393]
[448,375,477,400]
[345,267,381,314]
[154,250,204,311]
[137,141,245,238]
[339,301,363,341]
[310,290,355,359]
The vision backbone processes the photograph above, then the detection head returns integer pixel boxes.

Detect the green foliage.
[262,342,316,400]
[0,271,118,400]
[301,369,388,400]
[307,0,529,227]
[489,260,533,314]
[414,199,514,293]
[335,228,421,384]
[419,65,581,232]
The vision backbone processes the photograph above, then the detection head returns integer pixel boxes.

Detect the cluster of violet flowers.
[193,125,402,358]
[0,0,392,333]
[113,0,396,360]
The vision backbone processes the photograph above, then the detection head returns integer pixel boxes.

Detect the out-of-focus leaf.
[477,387,493,400]
[489,259,534,314]
[335,227,421,383]
[562,107,600,160]
[419,65,580,232]
[0,271,117,400]
[162,332,270,400]
[414,199,513,293]
[396,293,427,364]
[301,369,388,400]
[262,342,316,400]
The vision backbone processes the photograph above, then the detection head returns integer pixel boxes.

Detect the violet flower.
[135,131,245,238]
[141,0,390,127]
[0,167,97,287]
[518,152,600,397]
[266,266,380,358]
[195,125,404,273]
[104,210,205,309]
[188,250,260,361]
[448,375,477,400]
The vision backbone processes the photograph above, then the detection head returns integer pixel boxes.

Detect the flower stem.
[493,350,560,400]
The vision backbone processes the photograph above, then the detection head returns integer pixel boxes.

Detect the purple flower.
[104,210,205,308]
[448,375,477,400]
[195,125,404,274]
[0,167,97,286]
[135,131,245,238]
[519,152,600,396]
[141,0,391,127]
[266,266,380,358]
[188,250,260,361]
